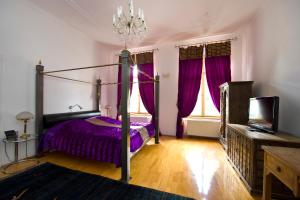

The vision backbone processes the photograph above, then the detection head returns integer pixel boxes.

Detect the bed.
[36,49,160,182]
[39,115,155,167]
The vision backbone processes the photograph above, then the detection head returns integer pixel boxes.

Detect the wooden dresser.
[219,81,253,149]
[227,124,300,195]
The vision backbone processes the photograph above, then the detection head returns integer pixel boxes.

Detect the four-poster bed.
[35,49,160,183]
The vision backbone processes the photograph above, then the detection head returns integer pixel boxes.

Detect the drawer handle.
[276,166,281,172]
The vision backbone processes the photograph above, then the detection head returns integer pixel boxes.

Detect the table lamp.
[105,105,112,117]
[16,111,34,139]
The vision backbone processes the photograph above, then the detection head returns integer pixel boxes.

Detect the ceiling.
[29,0,266,48]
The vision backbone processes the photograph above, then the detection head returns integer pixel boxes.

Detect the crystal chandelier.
[113,0,147,45]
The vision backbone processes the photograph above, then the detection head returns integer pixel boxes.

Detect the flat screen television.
[248,96,279,133]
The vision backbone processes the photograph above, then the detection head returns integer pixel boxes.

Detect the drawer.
[266,154,296,190]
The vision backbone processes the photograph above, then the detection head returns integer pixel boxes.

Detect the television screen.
[248,96,279,132]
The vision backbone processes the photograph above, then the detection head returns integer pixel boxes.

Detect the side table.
[262,146,300,200]
[2,135,39,174]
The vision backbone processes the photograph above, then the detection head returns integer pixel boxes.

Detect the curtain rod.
[115,48,159,56]
[175,37,238,48]
[44,63,120,74]
[130,48,159,55]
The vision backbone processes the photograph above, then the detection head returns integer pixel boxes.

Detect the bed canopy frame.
[35,49,160,183]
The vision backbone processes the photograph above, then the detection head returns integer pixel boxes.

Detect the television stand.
[226,123,300,198]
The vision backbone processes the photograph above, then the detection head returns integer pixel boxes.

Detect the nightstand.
[2,135,39,174]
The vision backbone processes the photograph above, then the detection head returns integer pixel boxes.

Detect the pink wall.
[0,0,115,165]
[245,0,300,136]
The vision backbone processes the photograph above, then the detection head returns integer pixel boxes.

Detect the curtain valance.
[206,41,231,58]
[179,46,203,60]
[136,52,153,65]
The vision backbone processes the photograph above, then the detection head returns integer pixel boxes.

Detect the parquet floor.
[0,136,261,200]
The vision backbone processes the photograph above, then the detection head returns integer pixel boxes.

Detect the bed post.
[121,49,131,183]
[154,74,160,144]
[36,61,44,154]
[96,79,101,111]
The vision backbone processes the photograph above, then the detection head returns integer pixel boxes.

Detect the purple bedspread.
[40,116,154,167]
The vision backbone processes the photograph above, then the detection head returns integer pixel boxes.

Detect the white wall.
[245,0,300,136]
[109,33,247,136]
[0,0,114,166]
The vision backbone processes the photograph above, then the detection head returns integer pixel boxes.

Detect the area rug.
[0,163,194,200]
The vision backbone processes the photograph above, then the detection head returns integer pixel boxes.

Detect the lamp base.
[20,133,31,140]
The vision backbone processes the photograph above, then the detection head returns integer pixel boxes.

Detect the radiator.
[185,118,221,138]
[130,115,152,123]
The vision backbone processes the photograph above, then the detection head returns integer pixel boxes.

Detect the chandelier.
[113,0,147,44]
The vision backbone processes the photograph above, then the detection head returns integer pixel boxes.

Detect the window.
[191,60,220,117]
[129,65,148,114]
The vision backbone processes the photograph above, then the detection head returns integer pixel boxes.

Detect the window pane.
[191,86,202,116]
[139,97,147,113]
[190,73,220,117]
[129,65,149,114]
[203,74,220,116]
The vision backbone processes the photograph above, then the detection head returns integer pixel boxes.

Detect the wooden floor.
[0,136,261,200]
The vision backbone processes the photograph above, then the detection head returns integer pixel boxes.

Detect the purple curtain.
[205,55,231,112]
[116,65,133,119]
[176,59,202,138]
[137,63,154,122]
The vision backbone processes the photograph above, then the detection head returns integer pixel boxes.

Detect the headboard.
[43,110,101,129]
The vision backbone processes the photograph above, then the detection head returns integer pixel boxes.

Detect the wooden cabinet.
[219,81,253,149]
[227,124,300,196]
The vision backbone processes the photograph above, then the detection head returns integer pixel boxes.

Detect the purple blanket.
[40,116,154,166]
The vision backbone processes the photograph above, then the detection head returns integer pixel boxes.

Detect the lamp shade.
[105,105,112,110]
[16,111,34,121]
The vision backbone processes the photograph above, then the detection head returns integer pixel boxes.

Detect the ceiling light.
[113,0,147,47]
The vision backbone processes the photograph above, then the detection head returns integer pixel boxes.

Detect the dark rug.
[0,163,194,200]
